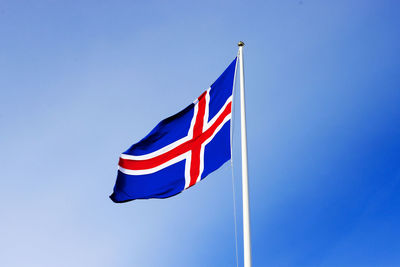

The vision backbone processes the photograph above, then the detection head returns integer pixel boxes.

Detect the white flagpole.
[238,41,252,267]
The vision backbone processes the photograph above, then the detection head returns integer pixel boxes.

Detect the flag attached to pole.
[110,58,237,202]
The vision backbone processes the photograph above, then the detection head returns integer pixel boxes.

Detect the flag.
[110,58,237,202]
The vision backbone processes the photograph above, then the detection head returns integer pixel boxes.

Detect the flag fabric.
[110,58,238,202]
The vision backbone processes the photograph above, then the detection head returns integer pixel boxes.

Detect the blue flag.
[110,58,237,202]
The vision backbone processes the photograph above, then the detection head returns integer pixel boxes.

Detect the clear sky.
[1,0,400,266]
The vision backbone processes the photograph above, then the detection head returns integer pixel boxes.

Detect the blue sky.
[1,0,400,266]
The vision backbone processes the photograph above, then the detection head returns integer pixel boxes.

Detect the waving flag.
[110,58,237,202]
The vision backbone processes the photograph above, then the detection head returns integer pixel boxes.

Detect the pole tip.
[238,41,245,47]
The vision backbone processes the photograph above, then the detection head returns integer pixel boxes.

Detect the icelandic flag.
[110,58,237,202]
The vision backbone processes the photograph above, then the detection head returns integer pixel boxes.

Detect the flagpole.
[238,41,252,267]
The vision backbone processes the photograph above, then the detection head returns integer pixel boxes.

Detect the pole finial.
[238,41,245,47]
